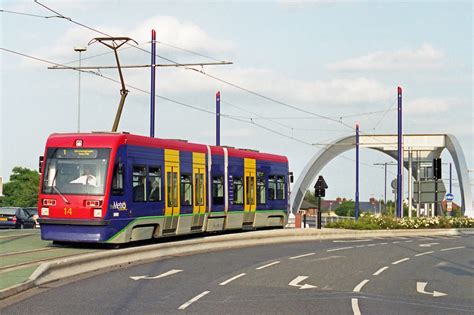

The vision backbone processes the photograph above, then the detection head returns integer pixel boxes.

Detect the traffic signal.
[433,158,442,180]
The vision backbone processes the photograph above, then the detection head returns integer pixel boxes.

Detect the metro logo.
[111,201,127,211]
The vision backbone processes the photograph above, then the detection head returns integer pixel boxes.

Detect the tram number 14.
[64,207,73,216]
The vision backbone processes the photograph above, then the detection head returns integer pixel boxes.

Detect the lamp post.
[74,46,87,132]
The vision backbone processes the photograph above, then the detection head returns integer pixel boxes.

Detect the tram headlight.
[93,209,102,218]
[41,207,49,216]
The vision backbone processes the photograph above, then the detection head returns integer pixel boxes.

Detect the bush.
[325,213,474,230]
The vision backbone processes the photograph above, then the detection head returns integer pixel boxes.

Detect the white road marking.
[415,251,434,257]
[219,273,246,285]
[312,255,344,262]
[178,291,210,310]
[130,269,183,281]
[392,258,410,265]
[373,266,389,276]
[256,261,280,270]
[353,279,370,292]
[355,245,365,248]
[416,282,447,297]
[419,243,440,247]
[290,252,315,260]
[392,241,400,244]
[380,242,388,245]
[327,246,354,252]
[333,239,372,243]
[404,240,413,243]
[367,244,376,247]
[351,298,361,315]
[288,276,317,289]
[440,246,466,251]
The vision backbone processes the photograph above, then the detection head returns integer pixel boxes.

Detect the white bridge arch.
[290,134,472,217]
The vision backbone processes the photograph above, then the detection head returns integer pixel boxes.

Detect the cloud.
[404,97,451,115]
[327,43,444,72]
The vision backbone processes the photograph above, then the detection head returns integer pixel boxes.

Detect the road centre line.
[380,242,388,245]
[367,244,376,247]
[353,279,370,292]
[256,261,280,270]
[392,241,400,244]
[415,251,434,257]
[219,273,246,285]
[178,291,210,310]
[290,253,315,259]
[440,246,466,251]
[373,266,389,276]
[333,239,372,243]
[404,240,413,243]
[392,258,410,265]
[355,245,365,248]
[351,298,361,315]
[327,246,354,252]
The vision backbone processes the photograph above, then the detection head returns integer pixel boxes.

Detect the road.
[2,234,473,314]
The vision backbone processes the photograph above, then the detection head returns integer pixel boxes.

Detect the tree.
[303,190,317,205]
[0,167,40,207]
[334,201,355,217]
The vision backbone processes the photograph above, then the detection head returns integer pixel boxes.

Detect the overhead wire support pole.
[355,123,360,220]
[150,29,156,138]
[216,91,221,146]
[88,37,138,132]
[397,86,403,218]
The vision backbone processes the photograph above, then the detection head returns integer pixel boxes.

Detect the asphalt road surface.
[2,234,473,314]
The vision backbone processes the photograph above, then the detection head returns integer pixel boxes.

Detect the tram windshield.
[41,148,111,196]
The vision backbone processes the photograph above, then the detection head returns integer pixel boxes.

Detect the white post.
[0,176,3,197]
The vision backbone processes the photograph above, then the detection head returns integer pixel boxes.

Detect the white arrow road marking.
[419,243,440,247]
[416,282,447,297]
[288,276,317,289]
[178,291,210,310]
[130,269,183,281]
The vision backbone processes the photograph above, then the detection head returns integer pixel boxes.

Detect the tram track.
[0,247,58,258]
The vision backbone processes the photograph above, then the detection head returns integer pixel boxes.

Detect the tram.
[37,132,290,244]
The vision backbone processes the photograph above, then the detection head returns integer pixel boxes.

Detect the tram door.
[192,152,206,229]
[243,158,256,225]
[164,149,180,234]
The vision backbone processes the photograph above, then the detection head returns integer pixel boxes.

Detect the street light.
[74,46,87,132]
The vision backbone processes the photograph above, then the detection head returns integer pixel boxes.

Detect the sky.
[1,0,472,206]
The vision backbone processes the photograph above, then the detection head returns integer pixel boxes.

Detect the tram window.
[233,176,244,205]
[257,172,266,204]
[212,176,224,205]
[132,166,146,202]
[276,175,285,200]
[111,162,124,195]
[148,166,162,202]
[180,174,193,206]
[268,176,277,200]
[167,171,178,207]
[195,173,205,206]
